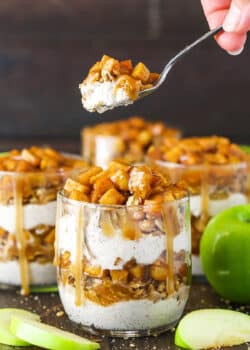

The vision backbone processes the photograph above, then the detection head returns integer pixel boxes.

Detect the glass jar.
[0,163,85,295]
[81,119,181,169]
[55,192,191,337]
[151,161,248,275]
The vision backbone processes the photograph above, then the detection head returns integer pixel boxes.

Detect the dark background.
[0,0,249,152]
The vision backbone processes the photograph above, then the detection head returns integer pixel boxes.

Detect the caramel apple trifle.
[55,161,191,336]
[148,136,248,275]
[79,55,159,113]
[82,116,180,168]
[0,147,88,294]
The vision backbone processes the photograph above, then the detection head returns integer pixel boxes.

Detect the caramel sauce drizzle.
[53,197,61,266]
[100,212,115,237]
[162,205,175,295]
[115,75,139,101]
[14,175,29,295]
[75,205,85,306]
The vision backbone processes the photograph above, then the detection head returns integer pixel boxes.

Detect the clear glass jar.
[150,160,248,275]
[82,122,181,169]
[0,164,84,295]
[56,192,191,337]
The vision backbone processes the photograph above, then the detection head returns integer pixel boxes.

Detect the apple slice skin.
[0,308,40,346]
[175,309,250,349]
[11,316,100,350]
[200,204,250,303]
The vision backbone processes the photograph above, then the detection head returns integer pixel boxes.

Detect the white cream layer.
[0,261,56,285]
[59,284,189,331]
[95,136,121,169]
[80,81,133,113]
[57,212,190,270]
[0,201,56,233]
[190,193,247,218]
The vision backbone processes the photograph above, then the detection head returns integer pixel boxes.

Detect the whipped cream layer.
[0,261,56,285]
[57,211,190,270]
[59,284,189,331]
[190,193,247,218]
[95,136,121,169]
[0,201,56,233]
[80,81,133,113]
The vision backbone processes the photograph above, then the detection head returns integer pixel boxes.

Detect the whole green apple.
[200,204,250,303]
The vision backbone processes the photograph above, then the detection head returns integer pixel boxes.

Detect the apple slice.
[30,285,58,293]
[175,309,250,349]
[11,316,100,350]
[0,308,40,346]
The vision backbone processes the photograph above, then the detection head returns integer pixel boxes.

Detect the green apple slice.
[30,285,58,293]
[11,316,100,350]
[175,309,250,349]
[0,152,9,158]
[240,145,250,154]
[0,308,40,346]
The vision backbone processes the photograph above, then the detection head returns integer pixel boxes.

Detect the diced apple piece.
[147,72,160,84]
[132,62,150,83]
[99,188,125,205]
[120,60,133,75]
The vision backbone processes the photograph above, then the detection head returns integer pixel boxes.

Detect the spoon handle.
[159,26,223,86]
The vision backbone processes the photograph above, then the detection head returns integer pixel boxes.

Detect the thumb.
[223,0,250,33]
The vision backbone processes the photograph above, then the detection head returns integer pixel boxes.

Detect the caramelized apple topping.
[148,136,247,165]
[64,162,187,205]
[81,55,160,101]
[0,147,88,172]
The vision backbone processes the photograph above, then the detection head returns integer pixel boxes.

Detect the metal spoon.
[138,26,223,100]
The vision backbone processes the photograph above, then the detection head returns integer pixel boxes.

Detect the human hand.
[201,0,250,54]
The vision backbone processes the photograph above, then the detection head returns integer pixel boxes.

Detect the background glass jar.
[81,121,181,169]
[55,192,191,337]
[0,165,83,295]
[150,160,248,275]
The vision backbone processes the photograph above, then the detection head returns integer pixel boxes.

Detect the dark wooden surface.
[0,280,248,350]
[0,0,249,143]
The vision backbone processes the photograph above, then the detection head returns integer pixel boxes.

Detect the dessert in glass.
[56,162,191,337]
[147,136,248,275]
[82,116,180,168]
[0,147,88,295]
[79,55,160,113]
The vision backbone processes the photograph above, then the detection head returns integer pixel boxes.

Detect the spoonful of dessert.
[79,26,222,114]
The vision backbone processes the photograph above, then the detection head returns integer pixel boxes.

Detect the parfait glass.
[55,191,191,337]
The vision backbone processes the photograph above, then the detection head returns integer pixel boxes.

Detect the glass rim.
[0,152,87,176]
[150,159,247,170]
[58,190,189,210]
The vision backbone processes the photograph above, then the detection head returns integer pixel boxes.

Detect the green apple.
[175,309,250,349]
[10,316,100,350]
[200,204,250,303]
[30,285,58,293]
[240,145,250,154]
[0,152,9,158]
[0,308,39,346]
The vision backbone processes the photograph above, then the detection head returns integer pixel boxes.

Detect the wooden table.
[0,280,248,350]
